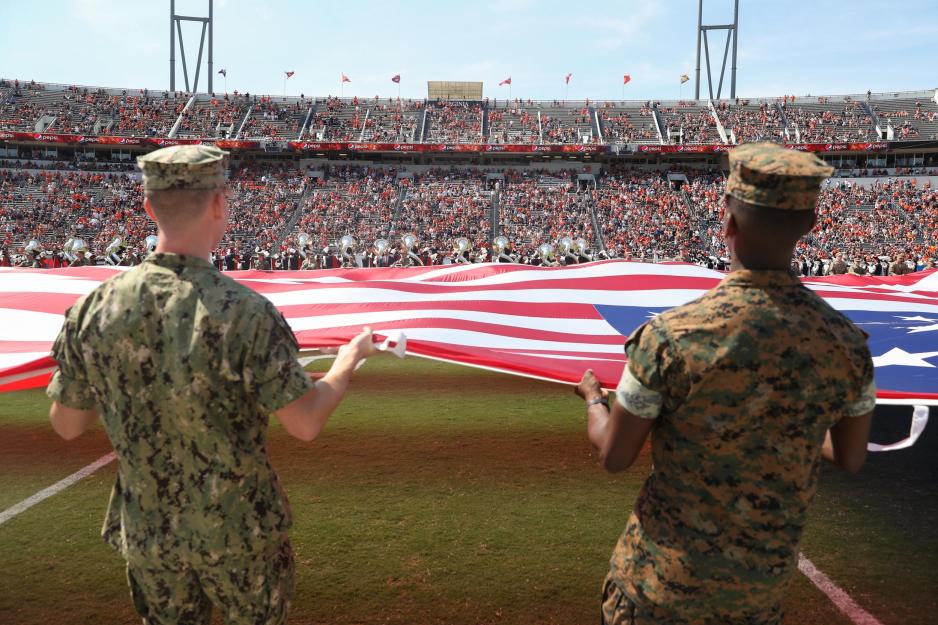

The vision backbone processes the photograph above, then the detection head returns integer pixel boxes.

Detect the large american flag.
[1,261,936,405]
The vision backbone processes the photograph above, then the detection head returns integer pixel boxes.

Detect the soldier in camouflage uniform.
[47,144,378,625]
[889,253,913,276]
[576,142,876,625]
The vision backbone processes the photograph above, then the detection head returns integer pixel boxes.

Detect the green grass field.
[0,358,935,625]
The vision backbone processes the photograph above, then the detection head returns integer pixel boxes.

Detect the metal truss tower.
[694,0,738,101]
[170,0,214,93]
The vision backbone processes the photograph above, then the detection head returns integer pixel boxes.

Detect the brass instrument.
[537,242,557,266]
[339,234,360,268]
[493,235,513,263]
[453,237,472,264]
[105,236,124,265]
[297,232,310,258]
[400,233,423,266]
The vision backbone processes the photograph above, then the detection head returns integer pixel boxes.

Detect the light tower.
[169,0,214,93]
[694,0,739,100]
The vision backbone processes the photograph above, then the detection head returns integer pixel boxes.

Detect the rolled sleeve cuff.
[844,380,877,417]
[615,366,662,420]
[46,369,96,410]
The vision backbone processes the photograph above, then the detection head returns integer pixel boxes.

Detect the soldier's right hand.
[338,326,380,363]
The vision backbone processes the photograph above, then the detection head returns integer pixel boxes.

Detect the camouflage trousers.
[126,534,294,625]
[601,572,784,625]
[601,572,676,625]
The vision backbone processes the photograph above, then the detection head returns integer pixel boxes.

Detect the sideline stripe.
[0,452,116,526]
[798,553,885,625]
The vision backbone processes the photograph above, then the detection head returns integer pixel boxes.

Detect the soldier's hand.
[575,369,605,402]
[339,326,380,362]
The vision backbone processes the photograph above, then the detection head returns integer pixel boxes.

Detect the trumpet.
[145,235,159,252]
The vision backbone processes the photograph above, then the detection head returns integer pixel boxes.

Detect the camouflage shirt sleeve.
[617,318,679,419]
[46,300,96,410]
[844,334,876,417]
[243,303,315,414]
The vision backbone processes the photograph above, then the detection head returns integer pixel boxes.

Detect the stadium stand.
[239,96,311,140]
[488,101,542,144]
[359,98,424,143]
[175,93,252,139]
[656,101,721,144]
[2,160,935,272]
[0,79,936,271]
[595,101,660,144]
[717,99,787,143]
[422,100,481,143]
[539,102,598,144]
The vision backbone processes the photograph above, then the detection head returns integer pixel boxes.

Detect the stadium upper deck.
[1,79,937,153]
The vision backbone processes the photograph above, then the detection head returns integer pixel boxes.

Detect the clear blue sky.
[1,0,936,101]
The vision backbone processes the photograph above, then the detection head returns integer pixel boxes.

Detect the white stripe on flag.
[0,309,67,341]
[286,309,619,334]
[265,287,710,307]
[373,327,623,353]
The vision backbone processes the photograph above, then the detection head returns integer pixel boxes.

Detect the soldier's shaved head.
[144,188,223,237]
[724,195,816,270]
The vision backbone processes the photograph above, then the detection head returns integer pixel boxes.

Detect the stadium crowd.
[1,157,934,273]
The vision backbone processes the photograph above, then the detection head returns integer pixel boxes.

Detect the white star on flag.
[872,348,938,368]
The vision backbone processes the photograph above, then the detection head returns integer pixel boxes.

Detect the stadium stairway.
[590,106,603,143]
[491,182,500,239]
[586,192,605,252]
[650,106,666,144]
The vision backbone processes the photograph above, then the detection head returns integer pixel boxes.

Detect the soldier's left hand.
[575,369,605,402]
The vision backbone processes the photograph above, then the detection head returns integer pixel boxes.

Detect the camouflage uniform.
[604,143,876,624]
[889,259,912,276]
[47,145,313,625]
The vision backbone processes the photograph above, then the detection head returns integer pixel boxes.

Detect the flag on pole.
[680,74,690,84]
[391,74,401,84]
[342,73,351,83]
[623,74,632,85]
[285,71,295,79]
[2,263,937,407]
[499,77,512,86]
[218,68,227,77]
[565,73,572,85]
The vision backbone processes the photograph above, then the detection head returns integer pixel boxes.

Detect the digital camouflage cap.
[725,142,834,211]
[137,144,229,191]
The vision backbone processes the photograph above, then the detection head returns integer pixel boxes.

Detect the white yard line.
[0,451,116,526]
[798,553,885,625]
